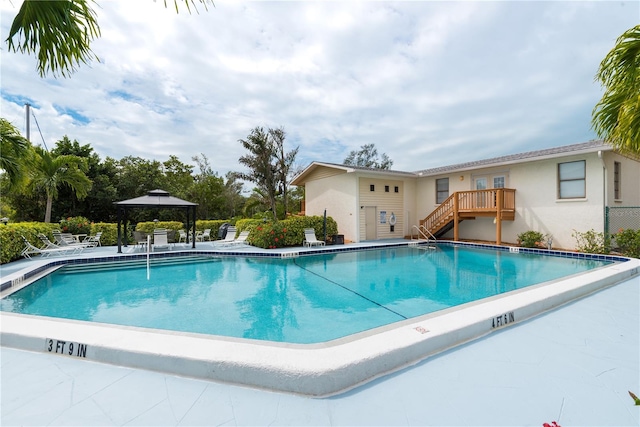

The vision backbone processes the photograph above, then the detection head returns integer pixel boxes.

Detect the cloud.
[1,0,637,178]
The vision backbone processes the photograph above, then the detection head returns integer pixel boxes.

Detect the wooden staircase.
[419,189,516,244]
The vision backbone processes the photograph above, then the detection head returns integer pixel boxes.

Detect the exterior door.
[474,177,488,208]
[365,206,377,240]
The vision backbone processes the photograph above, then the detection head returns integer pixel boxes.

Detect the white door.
[474,178,488,208]
[365,207,377,240]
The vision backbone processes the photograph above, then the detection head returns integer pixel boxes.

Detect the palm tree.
[28,146,92,223]
[592,25,640,156]
[237,127,279,221]
[0,118,31,189]
[6,0,212,78]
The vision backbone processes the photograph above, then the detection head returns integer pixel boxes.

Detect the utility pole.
[25,103,31,142]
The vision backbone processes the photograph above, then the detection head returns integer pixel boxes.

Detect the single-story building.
[291,140,640,250]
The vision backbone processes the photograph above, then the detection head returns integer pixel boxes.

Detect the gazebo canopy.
[115,189,198,253]
[115,189,198,208]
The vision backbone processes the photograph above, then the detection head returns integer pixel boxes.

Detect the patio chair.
[38,234,85,254]
[178,229,187,243]
[153,229,171,251]
[22,236,75,258]
[213,226,237,245]
[303,228,325,247]
[197,228,212,242]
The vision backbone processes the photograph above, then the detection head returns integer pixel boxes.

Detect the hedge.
[0,215,340,263]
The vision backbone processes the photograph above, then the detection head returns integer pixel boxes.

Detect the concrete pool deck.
[1,242,639,425]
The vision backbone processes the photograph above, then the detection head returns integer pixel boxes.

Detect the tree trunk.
[45,194,53,223]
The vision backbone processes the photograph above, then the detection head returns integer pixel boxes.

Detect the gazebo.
[114,189,198,253]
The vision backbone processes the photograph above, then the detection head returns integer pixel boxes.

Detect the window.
[614,161,621,199]
[370,184,375,192]
[436,178,449,204]
[493,176,505,188]
[385,185,389,192]
[394,186,399,193]
[558,161,586,199]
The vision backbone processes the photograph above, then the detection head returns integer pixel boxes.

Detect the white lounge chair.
[52,230,94,249]
[219,230,250,247]
[83,232,102,247]
[213,226,237,245]
[153,229,171,251]
[21,236,75,258]
[303,228,325,247]
[38,234,84,254]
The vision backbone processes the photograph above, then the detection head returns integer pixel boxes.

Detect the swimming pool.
[0,246,613,344]
[1,241,638,396]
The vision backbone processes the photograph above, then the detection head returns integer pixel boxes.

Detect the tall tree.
[344,143,394,169]
[0,118,31,189]
[6,0,212,78]
[52,136,118,222]
[237,127,278,221]
[270,127,299,218]
[27,145,92,223]
[592,25,640,156]
[189,154,225,220]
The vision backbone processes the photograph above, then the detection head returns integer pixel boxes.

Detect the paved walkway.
[1,245,639,426]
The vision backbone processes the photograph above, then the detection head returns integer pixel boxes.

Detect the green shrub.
[240,215,338,249]
[0,222,59,264]
[572,229,610,254]
[135,221,184,234]
[59,216,91,235]
[613,228,640,258]
[90,222,118,246]
[517,230,546,248]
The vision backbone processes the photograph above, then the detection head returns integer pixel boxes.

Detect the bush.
[239,215,339,249]
[572,229,610,254]
[90,222,118,246]
[0,222,59,264]
[613,228,640,258]
[59,216,91,235]
[517,230,546,248]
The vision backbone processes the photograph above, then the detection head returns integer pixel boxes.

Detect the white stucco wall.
[416,152,610,249]
[305,173,358,242]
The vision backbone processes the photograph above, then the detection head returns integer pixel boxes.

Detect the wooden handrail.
[420,189,516,236]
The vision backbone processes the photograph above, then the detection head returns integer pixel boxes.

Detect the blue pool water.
[1,246,611,343]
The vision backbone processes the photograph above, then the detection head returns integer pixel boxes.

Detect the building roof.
[292,140,615,185]
[413,140,611,176]
[291,161,416,186]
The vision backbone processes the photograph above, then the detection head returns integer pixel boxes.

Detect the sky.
[1,1,638,179]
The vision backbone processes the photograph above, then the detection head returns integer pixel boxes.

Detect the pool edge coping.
[1,244,638,396]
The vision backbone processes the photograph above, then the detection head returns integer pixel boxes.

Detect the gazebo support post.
[117,206,122,253]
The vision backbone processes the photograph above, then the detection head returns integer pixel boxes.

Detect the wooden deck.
[419,188,516,245]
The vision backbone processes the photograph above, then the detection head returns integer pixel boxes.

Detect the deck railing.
[420,189,515,236]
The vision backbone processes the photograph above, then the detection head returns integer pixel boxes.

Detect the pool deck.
[1,242,639,425]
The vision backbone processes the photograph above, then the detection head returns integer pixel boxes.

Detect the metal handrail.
[411,224,437,242]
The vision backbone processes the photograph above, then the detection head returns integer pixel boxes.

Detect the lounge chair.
[38,234,84,254]
[52,230,94,249]
[213,226,237,245]
[219,230,250,247]
[303,228,325,247]
[21,236,75,258]
[177,229,187,243]
[153,229,171,251]
[82,232,102,247]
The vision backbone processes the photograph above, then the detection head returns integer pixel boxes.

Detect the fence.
[605,206,640,248]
